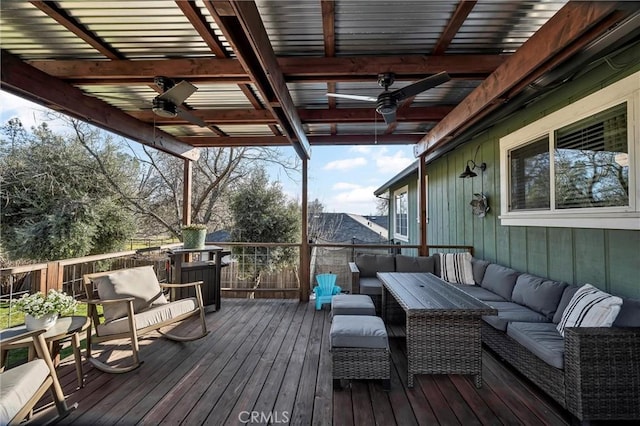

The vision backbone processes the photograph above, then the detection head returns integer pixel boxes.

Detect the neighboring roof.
[206,230,230,243]
[374,161,418,195]
[310,213,388,244]
[362,215,389,231]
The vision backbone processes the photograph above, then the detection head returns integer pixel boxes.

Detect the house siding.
[389,44,640,298]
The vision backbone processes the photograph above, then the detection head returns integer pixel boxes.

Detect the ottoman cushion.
[330,315,388,349]
[332,294,376,316]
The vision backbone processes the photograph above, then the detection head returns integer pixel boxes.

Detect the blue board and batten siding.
[388,45,640,298]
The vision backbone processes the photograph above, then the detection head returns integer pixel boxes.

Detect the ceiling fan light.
[152,98,178,118]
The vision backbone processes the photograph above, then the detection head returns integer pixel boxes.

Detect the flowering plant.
[182,223,207,231]
[12,289,78,318]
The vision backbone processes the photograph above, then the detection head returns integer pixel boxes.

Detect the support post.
[45,261,63,291]
[418,155,429,257]
[182,159,193,226]
[300,157,310,302]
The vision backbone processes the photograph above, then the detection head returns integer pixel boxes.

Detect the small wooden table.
[1,316,91,388]
[377,272,496,388]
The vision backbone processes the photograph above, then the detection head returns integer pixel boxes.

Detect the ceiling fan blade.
[326,93,377,102]
[390,71,451,102]
[380,110,397,125]
[176,107,207,127]
[158,80,198,105]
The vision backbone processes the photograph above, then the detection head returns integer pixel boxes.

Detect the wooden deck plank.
[388,339,439,426]
[185,301,293,424]
[312,308,333,426]
[40,299,574,426]
[162,300,286,424]
[224,302,308,425]
[290,309,325,425]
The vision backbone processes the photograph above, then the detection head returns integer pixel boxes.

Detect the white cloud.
[332,182,360,190]
[349,146,373,154]
[375,150,413,175]
[323,184,381,215]
[323,157,367,171]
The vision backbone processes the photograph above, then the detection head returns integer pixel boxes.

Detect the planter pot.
[182,228,206,250]
[25,313,58,331]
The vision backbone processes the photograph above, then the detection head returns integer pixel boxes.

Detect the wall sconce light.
[459,145,486,178]
[459,160,486,178]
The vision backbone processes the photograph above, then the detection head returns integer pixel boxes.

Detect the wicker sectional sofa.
[349,253,640,423]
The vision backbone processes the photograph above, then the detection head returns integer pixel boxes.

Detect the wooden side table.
[0,316,91,388]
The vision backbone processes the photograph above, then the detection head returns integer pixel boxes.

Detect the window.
[500,71,638,230]
[394,186,409,240]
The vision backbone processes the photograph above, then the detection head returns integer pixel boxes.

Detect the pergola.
[2,1,639,299]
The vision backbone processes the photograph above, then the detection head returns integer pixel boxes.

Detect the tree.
[229,168,300,279]
[0,119,136,261]
[307,198,343,242]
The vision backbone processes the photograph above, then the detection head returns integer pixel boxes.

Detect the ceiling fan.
[151,76,206,127]
[326,71,451,124]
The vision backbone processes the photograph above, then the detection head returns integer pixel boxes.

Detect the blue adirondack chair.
[314,273,341,310]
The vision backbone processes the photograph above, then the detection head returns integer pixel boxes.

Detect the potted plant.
[181,223,207,249]
[12,289,78,330]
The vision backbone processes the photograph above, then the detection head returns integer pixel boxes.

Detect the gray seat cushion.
[355,254,395,278]
[330,315,388,349]
[480,264,520,301]
[331,294,376,317]
[395,255,435,273]
[97,298,198,336]
[511,274,567,320]
[482,301,550,332]
[552,286,579,324]
[451,284,506,302]
[614,298,640,328]
[507,321,565,369]
[471,258,490,285]
[0,359,50,425]
[359,277,382,296]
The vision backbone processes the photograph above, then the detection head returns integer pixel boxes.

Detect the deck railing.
[1,242,473,328]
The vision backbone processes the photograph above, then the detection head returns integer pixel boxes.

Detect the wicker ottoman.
[330,315,390,391]
[331,294,376,317]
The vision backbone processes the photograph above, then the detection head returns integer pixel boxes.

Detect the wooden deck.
[42,298,571,425]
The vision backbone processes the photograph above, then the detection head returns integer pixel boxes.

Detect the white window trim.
[499,71,640,230]
[393,185,409,241]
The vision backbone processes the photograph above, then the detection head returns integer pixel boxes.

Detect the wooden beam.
[176,0,227,57]
[180,136,290,147]
[432,1,477,55]
[27,58,247,82]
[1,50,199,161]
[418,155,428,256]
[30,1,124,60]
[183,159,193,226]
[279,55,504,79]
[206,0,311,159]
[321,1,336,57]
[178,133,423,147]
[27,54,502,83]
[415,1,622,157]
[134,106,452,125]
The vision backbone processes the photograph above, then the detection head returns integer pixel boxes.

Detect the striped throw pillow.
[556,284,622,337]
[439,252,474,285]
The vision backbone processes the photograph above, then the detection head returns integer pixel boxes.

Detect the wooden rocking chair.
[82,265,208,374]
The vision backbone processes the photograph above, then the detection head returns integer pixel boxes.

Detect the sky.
[0,90,415,215]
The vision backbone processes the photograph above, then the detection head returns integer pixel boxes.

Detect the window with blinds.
[554,103,628,209]
[509,136,550,211]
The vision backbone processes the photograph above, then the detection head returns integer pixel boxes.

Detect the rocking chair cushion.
[0,359,49,424]
[95,266,168,322]
[97,297,198,336]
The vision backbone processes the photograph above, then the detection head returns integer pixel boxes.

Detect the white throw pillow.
[439,252,474,285]
[556,283,622,337]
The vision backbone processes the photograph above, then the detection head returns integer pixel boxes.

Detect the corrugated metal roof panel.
[255,0,324,56]
[217,124,275,136]
[0,2,104,59]
[335,1,456,55]
[287,82,328,108]
[305,123,332,135]
[449,1,568,54]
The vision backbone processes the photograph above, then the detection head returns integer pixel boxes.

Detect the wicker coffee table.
[377,272,496,388]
